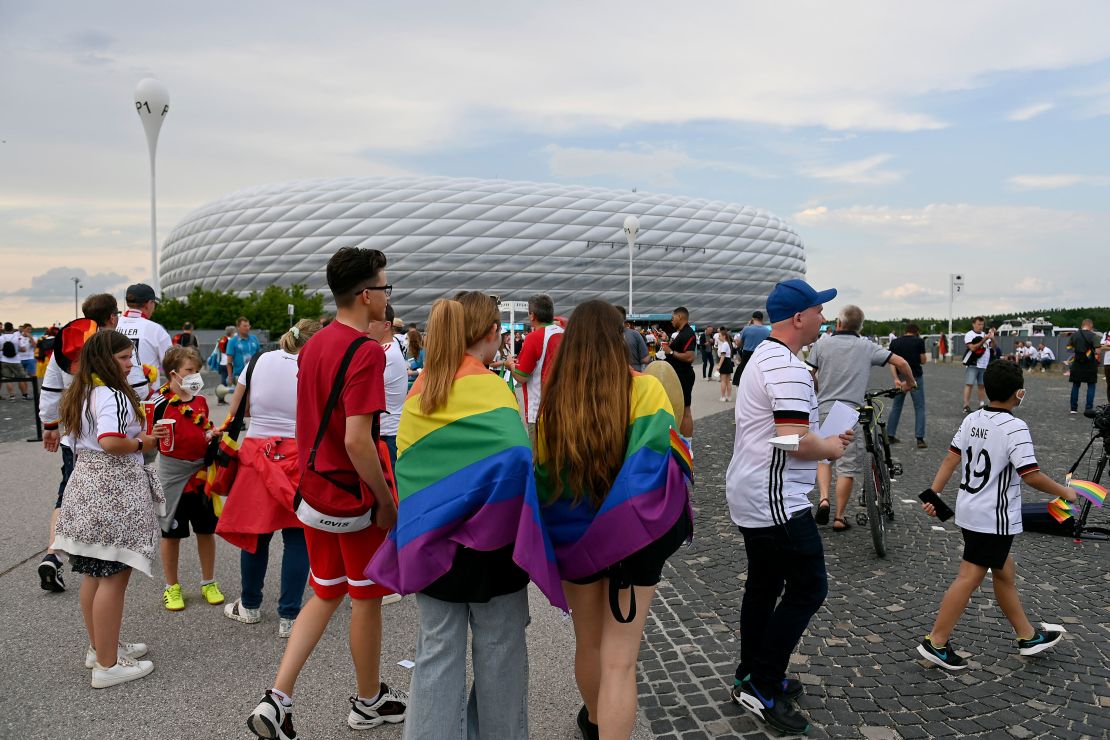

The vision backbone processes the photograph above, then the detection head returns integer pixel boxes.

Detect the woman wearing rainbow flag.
[535,300,694,740]
[366,291,564,740]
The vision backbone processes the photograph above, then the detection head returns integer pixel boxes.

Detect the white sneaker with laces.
[225,598,262,624]
[91,655,154,688]
[348,683,409,729]
[278,618,295,639]
[85,640,148,669]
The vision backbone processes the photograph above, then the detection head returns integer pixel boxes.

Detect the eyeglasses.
[360,284,393,297]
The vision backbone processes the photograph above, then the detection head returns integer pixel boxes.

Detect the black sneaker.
[1018,624,1065,656]
[916,636,968,670]
[732,676,810,735]
[348,682,408,729]
[576,704,599,740]
[963,405,972,413]
[888,436,900,445]
[916,438,928,449]
[38,556,65,592]
[248,690,297,739]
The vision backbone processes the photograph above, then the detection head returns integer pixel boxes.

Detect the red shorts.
[304,525,394,600]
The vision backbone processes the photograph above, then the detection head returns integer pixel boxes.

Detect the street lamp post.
[72,277,82,319]
[623,215,640,315]
[134,78,170,293]
[948,273,964,358]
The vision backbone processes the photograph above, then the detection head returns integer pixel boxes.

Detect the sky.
[2,1,1109,328]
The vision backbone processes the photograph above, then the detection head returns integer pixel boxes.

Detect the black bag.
[1021,502,1074,536]
[1,338,16,359]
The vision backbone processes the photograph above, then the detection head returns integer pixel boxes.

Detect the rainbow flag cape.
[1068,479,1106,507]
[536,374,693,581]
[365,356,565,609]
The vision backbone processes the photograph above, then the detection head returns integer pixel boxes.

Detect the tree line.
[860,306,1110,337]
[154,284,325,336]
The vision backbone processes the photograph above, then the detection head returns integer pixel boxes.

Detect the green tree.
[153,284,324,337]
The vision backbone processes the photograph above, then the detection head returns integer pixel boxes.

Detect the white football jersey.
[115,309,173,381]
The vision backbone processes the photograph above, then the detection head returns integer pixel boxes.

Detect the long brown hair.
[59,330,143,437]
[538,300,631,506]
[420,292,499,414]
[407,328,423,357]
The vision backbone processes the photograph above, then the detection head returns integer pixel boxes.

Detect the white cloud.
[1006,102,1054,121]
[1012,277,1055,295]
[802,154,902,185]
[880,282,944,302]
[6,266,131,302]
[1007,174,1110,190]
[545,143,769,185]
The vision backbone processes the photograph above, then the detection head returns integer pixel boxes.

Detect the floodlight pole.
[72,277,81,319]
[623,215,640,316]
[134,79,170,293]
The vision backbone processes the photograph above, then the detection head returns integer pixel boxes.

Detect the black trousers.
[736,510,828,696]
[701,348,715,377]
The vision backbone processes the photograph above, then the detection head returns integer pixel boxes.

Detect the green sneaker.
[201,581,225,606]
[163,583,185,612]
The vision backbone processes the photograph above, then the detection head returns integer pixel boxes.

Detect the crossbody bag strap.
[306,336,371,471]
[227,349,270,439]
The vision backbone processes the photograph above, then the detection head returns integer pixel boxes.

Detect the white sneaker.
[248,691,296,740]
[224,598,262,624]
[85,640,148,669]
[278,618,295,639]
[382,593,403,605]
[348,683,408,729]
[91,655,154,688]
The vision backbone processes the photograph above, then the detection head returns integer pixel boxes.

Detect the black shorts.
[674,369,695,407]
[162,492,218,539]
[961,528,1014,570]
[569,510,692,587]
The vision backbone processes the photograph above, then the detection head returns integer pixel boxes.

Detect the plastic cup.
[156,419,176,453]
[142,400,157,434]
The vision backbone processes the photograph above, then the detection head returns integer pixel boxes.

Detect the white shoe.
[348,683,409,729]
[85,640,148,669]
[278,618,295,639]
[91,655,153,688]
[382,593,403,605]
[224,598,262,624]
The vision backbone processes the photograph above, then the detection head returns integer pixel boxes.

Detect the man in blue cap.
[725,278,853,735]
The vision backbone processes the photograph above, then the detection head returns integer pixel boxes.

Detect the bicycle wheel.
[875,426,895,520]
[863,452,887,557]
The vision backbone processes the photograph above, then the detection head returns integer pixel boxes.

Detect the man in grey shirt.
[618,305,650,371]
[806,305,916,530]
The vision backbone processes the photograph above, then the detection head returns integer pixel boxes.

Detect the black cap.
[125,283,160,304]
[752,310,764,319]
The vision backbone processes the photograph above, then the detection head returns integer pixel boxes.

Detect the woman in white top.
[716,328,735,402]
[217,319,321,638]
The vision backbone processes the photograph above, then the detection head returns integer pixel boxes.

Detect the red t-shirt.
[516,326,563,381]
[296,321,387,485]
[153,391,211,461]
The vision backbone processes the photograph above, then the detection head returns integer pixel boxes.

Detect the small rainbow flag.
[536,374,693,583]
[1068,479,1106,507]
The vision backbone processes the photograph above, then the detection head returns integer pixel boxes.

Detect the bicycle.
[854,387,905,557]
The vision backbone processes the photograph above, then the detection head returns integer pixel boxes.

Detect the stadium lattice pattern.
[162,176,806,324]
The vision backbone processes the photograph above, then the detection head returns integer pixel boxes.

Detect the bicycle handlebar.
[864,387,903,400]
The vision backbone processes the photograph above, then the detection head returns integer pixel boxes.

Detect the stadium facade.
[161,176,806,325]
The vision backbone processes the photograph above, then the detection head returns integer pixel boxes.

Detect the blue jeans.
[886,375,925,440]
[239,528,309,619]
[218,365,229,387]
[404,589,529,740]
[1071,381,1096,412]
[736,511,828,696]
[382,435,398,472]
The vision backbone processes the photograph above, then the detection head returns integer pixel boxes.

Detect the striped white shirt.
[726,338,819,528]
[950,408,1039,535]
[71,386,143,464]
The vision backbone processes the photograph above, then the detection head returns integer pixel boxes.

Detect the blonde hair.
[163,345,204,375]
[420,292,500,414]
[279,318,322,353]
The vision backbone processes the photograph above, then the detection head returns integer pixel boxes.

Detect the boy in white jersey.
[917,360,1078,670]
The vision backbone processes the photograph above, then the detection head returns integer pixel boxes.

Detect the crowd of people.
[18,250,1109,738]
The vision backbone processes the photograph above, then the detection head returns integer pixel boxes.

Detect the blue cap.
[766,279,837,323]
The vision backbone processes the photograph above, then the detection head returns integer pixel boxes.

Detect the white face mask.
[179,373,204,394]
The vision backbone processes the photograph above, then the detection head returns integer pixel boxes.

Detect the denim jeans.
[736,511,828,696]
[218,365,229,387]
[886,375,925,440]
[1071,381,1097,412]
[404,589,529,740]
[382,435,398,472]
[239,528,309,619]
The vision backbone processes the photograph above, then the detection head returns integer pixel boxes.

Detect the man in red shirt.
[507,293,563,439]
[248,248,407,740]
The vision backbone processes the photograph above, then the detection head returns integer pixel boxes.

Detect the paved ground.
[1,362,1107,739]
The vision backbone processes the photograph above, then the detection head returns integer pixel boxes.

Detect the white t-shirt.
[716,339,732,358]
[16,334,35,362]
[116,309,173,380]
[0,332,21,364]
[949,408,1039,536]
[379,337,408,438]
[40,350,153,446]
[726,338,820,528]
[1102,332,1110,366]
[239,350,298,439]
[71,386,143,464]
[963,330,991,369]
[1038,347,1055,361]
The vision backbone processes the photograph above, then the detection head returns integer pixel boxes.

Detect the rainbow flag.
[365,356,565,609]
[1047,497,1081,523]
[1068,479,1106,507]
[536,374,693,582]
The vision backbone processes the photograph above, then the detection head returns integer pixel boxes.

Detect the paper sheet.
[819,401,860,438]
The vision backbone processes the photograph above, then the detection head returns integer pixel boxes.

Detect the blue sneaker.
[1017,624,1065,656]
[731,676,810,735]
[917,635,968,671]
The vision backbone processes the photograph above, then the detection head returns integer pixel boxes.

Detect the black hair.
[616,305,628,319]
[528,293,554,324]
[327,247,388,308]
[752,310,763,320]
[385,304,395,323]
[984,360,1024,402]
[673,306,689,318]
[2,322,12,331]
[905,323,920,335]
[183,322,193,331]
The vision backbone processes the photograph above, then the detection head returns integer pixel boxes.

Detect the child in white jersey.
[52,330,167,688]
[917,360,1078,670]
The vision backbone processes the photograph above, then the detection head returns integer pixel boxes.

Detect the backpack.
[293,337,397,532]
[1,337,16,359]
